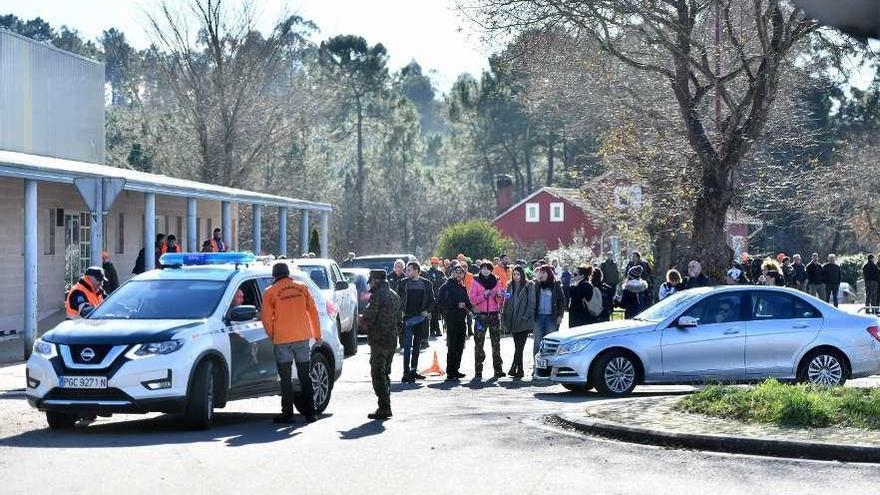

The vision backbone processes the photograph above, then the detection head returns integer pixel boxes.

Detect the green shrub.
[838,254,867,287]
[435,220,514,261]
[675,379,880,429]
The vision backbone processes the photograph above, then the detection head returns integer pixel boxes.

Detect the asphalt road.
[0,334,878,494]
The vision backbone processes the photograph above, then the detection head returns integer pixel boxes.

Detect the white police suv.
[26,252,344,430]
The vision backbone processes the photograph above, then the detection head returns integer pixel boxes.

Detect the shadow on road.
[0,411,325,448]
[338,420,386,440]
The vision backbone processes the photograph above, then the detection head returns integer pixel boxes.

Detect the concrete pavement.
[0,335,878,494]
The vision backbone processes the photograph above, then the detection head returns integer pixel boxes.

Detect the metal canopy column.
[187,198,197,252]
[252,204,262,255]
[320,211,329,259]
[23,180,37,358]
[221,201,232,250]
[144,193,156,271]
[278,207,288,257]
[300,210,310,256]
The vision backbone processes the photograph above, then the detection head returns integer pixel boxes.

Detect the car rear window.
[89,280,227,319]
[346,258,396,273]
[298,265,330,290]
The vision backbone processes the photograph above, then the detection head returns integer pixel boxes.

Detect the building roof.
[493,185,762,227]
[543,187,591,211]
[0,149,331,212]
[491,186,590,223]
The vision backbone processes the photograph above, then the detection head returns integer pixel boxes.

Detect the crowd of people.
[360,252,662,386]
[657,252,849,308]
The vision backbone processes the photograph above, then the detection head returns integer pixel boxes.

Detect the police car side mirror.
[335,280,349,291]
[229,305,257,322]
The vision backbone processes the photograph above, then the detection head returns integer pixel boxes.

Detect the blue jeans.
[402,322,424,375]
[533,314,558,362]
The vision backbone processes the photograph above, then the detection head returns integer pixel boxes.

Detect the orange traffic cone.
[420,350,445,376]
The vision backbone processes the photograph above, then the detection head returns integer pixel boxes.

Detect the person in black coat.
[101,251,120,294]
[568,265,596,328]
[436,265,473,380]
[823,254,842,307]
[616,266,652,319]
[591,267,615,322]
[684,260,712,289]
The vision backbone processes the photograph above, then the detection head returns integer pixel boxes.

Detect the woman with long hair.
[568,265,596,328]
[532,265,566,377]
[501,265,535,379]
[591,267,615,322]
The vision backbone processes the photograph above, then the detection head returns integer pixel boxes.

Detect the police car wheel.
[294,353,332,415]
[184,360,216,430]
[46,411,79,429]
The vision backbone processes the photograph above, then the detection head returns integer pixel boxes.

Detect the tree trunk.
[546,134,555,186]
[524,125,533,193]
[355,98,366,243]
[689,162,734,282]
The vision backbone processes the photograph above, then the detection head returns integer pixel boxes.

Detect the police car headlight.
[33,339,57,359]
[557,339,592,355]
[127,339,184,359]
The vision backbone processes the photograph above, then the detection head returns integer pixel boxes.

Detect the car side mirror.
[676,316,699,328]
[335,280,349,291]
[229,305,257,322]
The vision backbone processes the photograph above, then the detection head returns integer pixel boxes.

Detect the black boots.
[368,408,393,420]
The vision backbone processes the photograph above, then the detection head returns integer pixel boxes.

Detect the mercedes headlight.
[128,339,184,358]
[557,339,592,355]
[32,339,57,359]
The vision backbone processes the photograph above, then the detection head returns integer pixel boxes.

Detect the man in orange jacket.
[261,262,322,424]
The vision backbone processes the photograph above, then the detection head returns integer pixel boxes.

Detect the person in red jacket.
[261,262,321,424]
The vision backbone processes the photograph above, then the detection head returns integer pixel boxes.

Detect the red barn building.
[491,175,761,257]
[492,185,599,248]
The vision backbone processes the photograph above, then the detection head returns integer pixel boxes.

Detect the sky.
[0,0,492,93]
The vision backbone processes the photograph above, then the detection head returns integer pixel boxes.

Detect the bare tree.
[465,0,825,277]
[146,0,313,188]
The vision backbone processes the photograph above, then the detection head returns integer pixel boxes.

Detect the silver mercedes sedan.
[536,286,880,396]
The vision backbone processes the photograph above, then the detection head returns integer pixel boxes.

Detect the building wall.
[0,30,104,163]
[0,177,239,335]
[493,191,598,248]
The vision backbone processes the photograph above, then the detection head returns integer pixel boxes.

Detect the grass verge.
[674,379,880,429]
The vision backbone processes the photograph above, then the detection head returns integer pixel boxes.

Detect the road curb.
[555,412,880,463]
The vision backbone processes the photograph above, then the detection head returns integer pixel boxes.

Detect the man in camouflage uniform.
[362,269,401,420]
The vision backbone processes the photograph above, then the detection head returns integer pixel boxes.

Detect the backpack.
[587,286,603,317]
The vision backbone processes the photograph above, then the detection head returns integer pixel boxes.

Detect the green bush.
[838,254,867,287]
[436,220,514,260]
[675,379,880,429]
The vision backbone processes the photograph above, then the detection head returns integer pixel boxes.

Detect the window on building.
[116,213,125,254]
[525,203,540,223]
[44,209,56,255]
[615,185,644,210]
[549,202,564,222]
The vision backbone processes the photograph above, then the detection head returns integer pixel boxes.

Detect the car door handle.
[792,324,810,329]
[723,329,741,335]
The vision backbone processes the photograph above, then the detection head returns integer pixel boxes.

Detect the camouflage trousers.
[369,347,395,410]
[473,313,503,374]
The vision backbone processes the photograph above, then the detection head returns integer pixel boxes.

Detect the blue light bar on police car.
[159,252,255,266]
